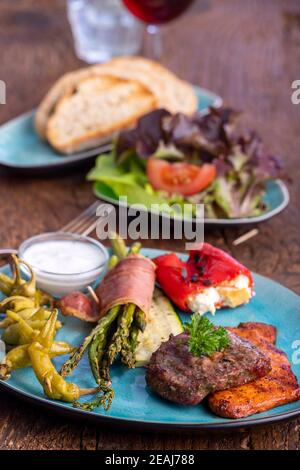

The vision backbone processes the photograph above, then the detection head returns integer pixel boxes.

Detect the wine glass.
[122,0,195,60]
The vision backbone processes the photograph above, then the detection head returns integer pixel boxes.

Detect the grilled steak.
[208,322,300,418]
[146,330,271,405]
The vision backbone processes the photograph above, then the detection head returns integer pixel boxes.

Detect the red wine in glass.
[123,0,194,59]
[123,0,194,24]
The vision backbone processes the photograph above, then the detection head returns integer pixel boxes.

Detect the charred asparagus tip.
[73,388,115,412]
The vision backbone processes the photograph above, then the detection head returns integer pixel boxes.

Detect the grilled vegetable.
[135,288,183,366]
[154,243,253,314]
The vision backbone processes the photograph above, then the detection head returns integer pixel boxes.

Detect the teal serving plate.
[0,86,221,174]
[0,248,300,431]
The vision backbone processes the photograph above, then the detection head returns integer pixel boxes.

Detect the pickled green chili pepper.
[0,255,53,307]
[0,318,12,329]
[2,310,40,345]
[0,273,14,296]
[34,289,54,308]
[0,340,75,380]
[10,255,36,298]
[29,307,52,322]
[0,295,36,314]
[0,303,51,329]
[2,310,61,345]
[0,302,40,329]
[28,310,97,403]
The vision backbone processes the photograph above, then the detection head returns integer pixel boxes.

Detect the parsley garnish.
[184,315,230,357]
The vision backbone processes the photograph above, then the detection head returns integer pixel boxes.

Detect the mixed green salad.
[87,107,283,219]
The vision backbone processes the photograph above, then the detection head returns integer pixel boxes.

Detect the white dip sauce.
[22,240,104,274]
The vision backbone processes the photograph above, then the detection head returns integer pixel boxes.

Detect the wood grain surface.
[0,0,300,450]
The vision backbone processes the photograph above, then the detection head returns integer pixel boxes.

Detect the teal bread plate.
[0,86,221,171]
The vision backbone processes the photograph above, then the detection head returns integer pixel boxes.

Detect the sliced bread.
[35,57,198,143]
[101,56,197,115]
[46,75,156,154]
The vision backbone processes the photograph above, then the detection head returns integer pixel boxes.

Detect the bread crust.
[91,57,197,115]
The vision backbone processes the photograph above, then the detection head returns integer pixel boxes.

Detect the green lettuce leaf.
[87,153,137,186]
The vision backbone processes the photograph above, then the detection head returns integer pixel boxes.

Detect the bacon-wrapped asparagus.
[60,235,155,411]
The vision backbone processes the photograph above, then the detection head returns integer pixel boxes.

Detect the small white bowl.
[18,232,109,297]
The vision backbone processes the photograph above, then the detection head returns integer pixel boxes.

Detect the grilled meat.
[146,330,271,405]
[208,322,300,418]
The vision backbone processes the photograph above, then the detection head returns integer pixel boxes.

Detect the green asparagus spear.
[107,239,141,275]
[135,308,146,332]
[109,232,127,259]
[106,308,125,365]
[127,242,141,255]
[108,254,119,270]
[121,322,139,368]
[106,303,135,365]
[129,324,139,352]
[73,382,114,412]
[60,305,120,377]
[118,304,137,366]
[99,353,111,383]
[117,303,136,347]
[88,318,112,384]
[69,237,145,411]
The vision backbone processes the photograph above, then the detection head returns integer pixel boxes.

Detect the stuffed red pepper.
[154,243,254,315]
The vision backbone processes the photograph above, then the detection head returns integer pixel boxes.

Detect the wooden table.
[0,0,299,450]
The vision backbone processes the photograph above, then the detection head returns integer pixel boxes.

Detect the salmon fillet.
[208,322,300,418]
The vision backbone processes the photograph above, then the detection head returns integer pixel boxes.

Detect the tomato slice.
[146,159,216,196]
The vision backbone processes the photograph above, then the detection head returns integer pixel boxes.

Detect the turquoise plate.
[0,248,300,431]
[0,86,221,173]
[94,179,289,226]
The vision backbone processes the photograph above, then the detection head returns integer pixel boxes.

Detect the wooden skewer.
[87,285,100,304]
[233,228,259,246]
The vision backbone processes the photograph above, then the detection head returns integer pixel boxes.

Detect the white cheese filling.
[188,287,220,316]
[187,275,252,315]
[228,274,250,289]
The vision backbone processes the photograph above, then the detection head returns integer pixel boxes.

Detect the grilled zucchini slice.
[135,288,183,366]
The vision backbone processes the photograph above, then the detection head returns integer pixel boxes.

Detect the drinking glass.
[67,0,143,63]
[122,0,195,60]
